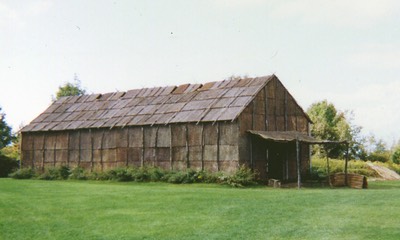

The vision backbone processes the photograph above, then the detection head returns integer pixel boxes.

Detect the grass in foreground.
[1,179,400,240]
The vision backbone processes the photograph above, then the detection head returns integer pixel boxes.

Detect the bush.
[59,166,70,180]
[69,167,88,180]
[0,154,19,177]
[9,168,36,179]
[226,165,257,187]
[38,167,61,180]
[367,152,390,163]
[311,157,377,178]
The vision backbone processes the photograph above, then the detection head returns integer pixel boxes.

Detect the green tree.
[0,107,13,150]
[307,100,363,159]
[365,135,390,162]
[0,107,18,177]
[54,74,87,100]
[391,145,400,164]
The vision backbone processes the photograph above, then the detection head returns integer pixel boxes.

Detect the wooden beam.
[78,130,81,167]
[100,130,105,171]
[201,123,205,171]
[42,134,46,171]
[169,125,173,170]
[296,138,301,189]
[345,143,349,186]
[185,124,190,169]
[217,122,220,171]
[126,128,130,167]
[141,127,145,167]
[90,129,94,172]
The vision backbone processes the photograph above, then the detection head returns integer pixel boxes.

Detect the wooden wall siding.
[237,77,310,180]
[21,122,240,173]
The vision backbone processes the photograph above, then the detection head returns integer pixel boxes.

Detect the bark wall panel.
[157,126,170,147]
[115,129,129,148]
[128,127,143,148]
[55,133,68,149]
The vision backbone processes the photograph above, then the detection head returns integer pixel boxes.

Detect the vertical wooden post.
[169,125,173,170]
[100,130,105,171]
[345,142,349,186]
[250,101,255,170]
[31,135,35,169]
[185,124,190,169]
[296,137,301,189]
[326,147,332,187]
[19,133,23,169]
[66,132,70,167]
[126,128,130,167]
[200,124,205,171]
[42,134,46,171]
[264,86,268,131]
[154,126,159,167]
[141,127,145,167]
[216,122,220,171]
[284,91,288,131]
[53,134,57,167]
[78,130,81,167]
[90,129,94,172]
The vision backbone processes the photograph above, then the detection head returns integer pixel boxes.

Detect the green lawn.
[1,179,399,240]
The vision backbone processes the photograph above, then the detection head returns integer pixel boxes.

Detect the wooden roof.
[21,75,275,132]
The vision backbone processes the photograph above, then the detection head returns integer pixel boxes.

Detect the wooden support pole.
[126,128,130,167]
[216,122,220,171]
[78,131,81,167]
[345,142,349,186]
[264,86,268,131]
[284,91,288,131]
[66,132,70,167]
[53,134,57,167]
[326,147,332,187]
[42,134,46,171]
[201,124,205,171]
[31,135,35,169]
[90,129,94,172]
[154,126,159,167]
[296,138,301,189]
[141,127,145,167]
[169,125,173,170]
[100,130,105,171]
[185,124,190,169]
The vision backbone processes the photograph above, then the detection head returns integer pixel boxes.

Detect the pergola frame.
[248,131,348,188]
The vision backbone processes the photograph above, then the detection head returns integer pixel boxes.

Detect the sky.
[1,0,399,146]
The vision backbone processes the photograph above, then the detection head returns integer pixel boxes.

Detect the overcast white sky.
[1,0,399,145]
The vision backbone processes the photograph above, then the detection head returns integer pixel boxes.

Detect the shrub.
[38,167,61,180]
[311,157,377,178]
[59,166,70,180]
[69,167,88,180]
[9,168,36,179]
[147,167,166,182]
[0,154,19,177]
[391,147,400,164]
[226,165,257,187]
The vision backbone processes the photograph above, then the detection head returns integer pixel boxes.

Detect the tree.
[307,100,363,159]
[391,146,400,164]
[54,74,87,100]
[0,107,13,150]
[0,107,18,177]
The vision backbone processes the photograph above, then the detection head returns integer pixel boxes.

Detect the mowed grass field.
[1,179,400,240]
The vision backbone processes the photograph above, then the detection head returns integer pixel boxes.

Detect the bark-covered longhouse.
[21,75,312,182]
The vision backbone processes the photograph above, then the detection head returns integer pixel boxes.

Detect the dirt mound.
[366,162,400,180]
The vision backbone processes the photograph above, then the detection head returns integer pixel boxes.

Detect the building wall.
[237,77,311,181]
[21,121,240,173]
